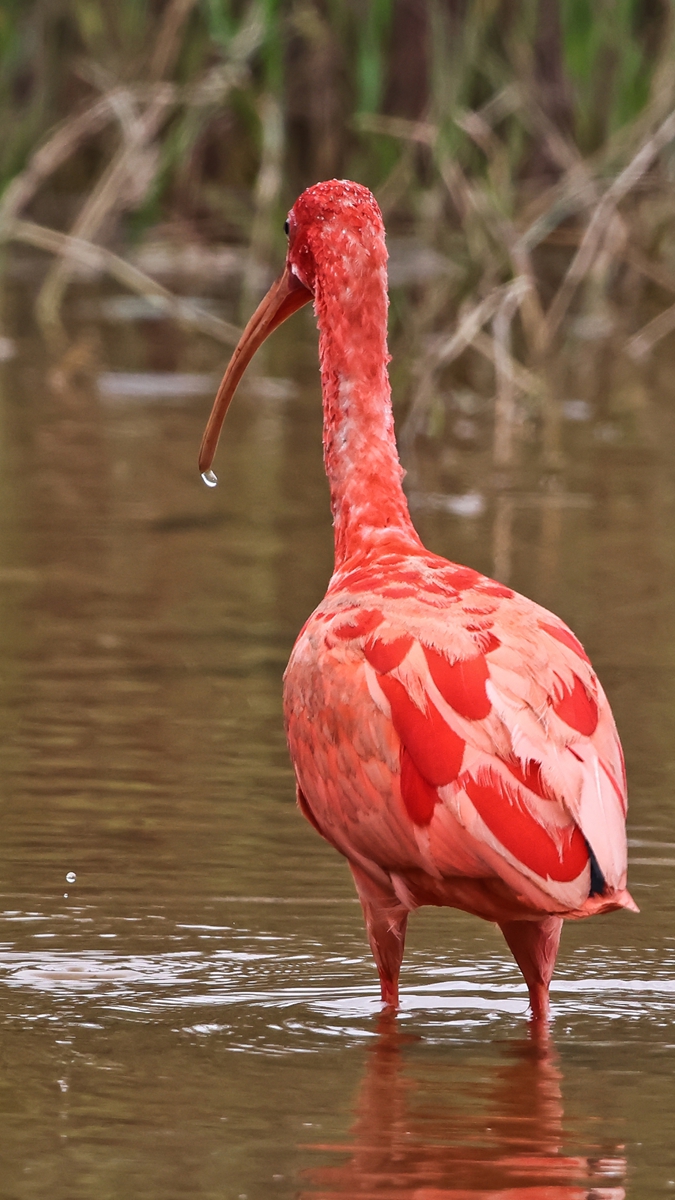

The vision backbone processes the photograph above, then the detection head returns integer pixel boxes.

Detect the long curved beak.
[199,265,312,480]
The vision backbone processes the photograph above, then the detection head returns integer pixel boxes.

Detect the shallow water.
[0,273,674,1198]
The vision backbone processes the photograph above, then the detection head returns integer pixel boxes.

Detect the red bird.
[199,180,637,1023]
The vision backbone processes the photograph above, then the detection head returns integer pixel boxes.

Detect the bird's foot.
[379,976,399,1010]
[528,981,551,1026]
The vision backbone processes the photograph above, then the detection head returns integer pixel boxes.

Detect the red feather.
[502,757,553,802]
[552,673,599,735]
[364,634,413,673]
[423,646,491,720]
[333,608,384,640]
[479,583,514,598]
[400,747,438,825]
[540,621,591,663]
[464,771,588,882]
[378,674,465,786]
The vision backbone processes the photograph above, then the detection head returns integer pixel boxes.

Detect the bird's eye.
[284,219,289,235]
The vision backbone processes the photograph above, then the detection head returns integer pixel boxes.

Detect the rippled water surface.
[0,273,674,1198]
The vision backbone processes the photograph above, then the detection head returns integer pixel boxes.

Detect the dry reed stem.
[511,80,675,318]
[241,94,285,313]
[5,218,240,345]
[540,370,562,470]
[376,143,418,219]
[623,245,675,296]
[361,84,675,456]
[433,157,470,226]
[492,493,515,584]
[541,228,675,312]
[443,107,549,355]
[1,2,264,348]
[471,330,542,396]
[358,106,548,356]
[514,94,603,258]
[544,107,675,344]
[626,304,675,360]
[432,284,520,366]
[354,113,436,145]
[357,85,521,147]
[150,0,199,81]
[0,92,131,228]
[33,0,197,334]
[186,5,265,107]
[492,279,531,467]
[399,280,539,465]
[35,88,175,335]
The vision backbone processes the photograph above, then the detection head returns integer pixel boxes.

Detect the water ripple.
[0,935,673,1053]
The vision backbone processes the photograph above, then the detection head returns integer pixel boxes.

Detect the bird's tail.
[566,887,639,920]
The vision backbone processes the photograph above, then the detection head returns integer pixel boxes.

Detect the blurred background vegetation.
[2,0,675,473]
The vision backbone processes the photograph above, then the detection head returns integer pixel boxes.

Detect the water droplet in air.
[66,871,76,884]
[63,893,68,899]
[201,469,218,488]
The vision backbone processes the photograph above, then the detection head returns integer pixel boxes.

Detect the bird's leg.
[498,916,563,1023]
[349,862,409,1009]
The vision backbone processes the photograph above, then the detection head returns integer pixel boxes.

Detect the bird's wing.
[306,591,629,915]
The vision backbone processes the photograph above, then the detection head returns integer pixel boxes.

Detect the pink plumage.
[199,178,637,1023]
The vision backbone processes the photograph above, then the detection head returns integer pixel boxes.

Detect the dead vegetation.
[2,0,675,486]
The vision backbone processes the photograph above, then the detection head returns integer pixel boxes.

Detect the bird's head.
[199,180,385,483]
[285,179,387,293]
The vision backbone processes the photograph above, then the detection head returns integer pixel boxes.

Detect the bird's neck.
[313,260,422,572]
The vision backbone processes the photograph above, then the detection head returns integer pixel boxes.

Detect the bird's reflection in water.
[300,1016,626,1199]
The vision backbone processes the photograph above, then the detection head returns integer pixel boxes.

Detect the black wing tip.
[585,838,607,897]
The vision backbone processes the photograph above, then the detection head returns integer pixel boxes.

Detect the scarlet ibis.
[199,179,637,1023]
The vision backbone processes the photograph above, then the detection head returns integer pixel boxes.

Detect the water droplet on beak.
[201,469,218,488]
[66,872,76,884]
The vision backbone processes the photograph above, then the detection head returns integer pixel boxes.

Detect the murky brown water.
[0,267,674,1198]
